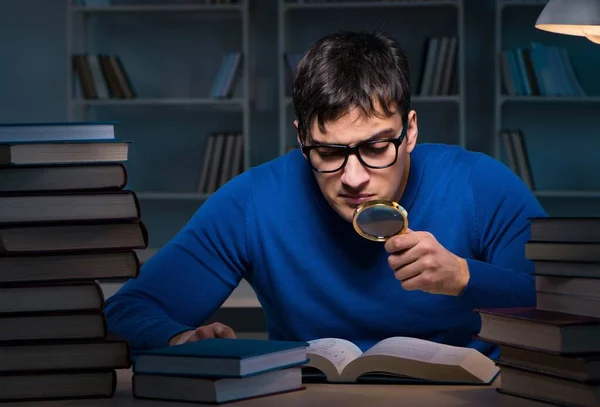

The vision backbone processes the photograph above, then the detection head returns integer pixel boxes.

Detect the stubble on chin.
[331,198,355,223]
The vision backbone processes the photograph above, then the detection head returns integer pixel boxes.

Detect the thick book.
[526,242,600,262]
[475,307,600,354]
[0,370,116,402]
[0,250,139,284]
[301,337,499,385]
[497,363,600,407]
[133,367,305,405]
[534,260,600,279]
[530,217,600,243]
[0,163,127,192]
[0,122,115,143]
[536,291,600,319]
[0,280,104,314]
[0,334,130,373]
[536,275,600,297]
[0,220,148,254]
[498,344,600,384]
[0,310,106,343]
[132,338,309,378]
[0,190,140,225]
[0,139,129,165]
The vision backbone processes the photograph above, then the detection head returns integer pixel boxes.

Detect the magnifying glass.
[352,200,408,242]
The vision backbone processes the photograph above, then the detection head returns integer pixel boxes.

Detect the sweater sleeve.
[457,154,548,309]
[103,172,254,352]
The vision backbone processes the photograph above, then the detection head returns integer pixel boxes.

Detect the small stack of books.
[0,122,146,402]
[131,338,308,404]
[476,217,600,407]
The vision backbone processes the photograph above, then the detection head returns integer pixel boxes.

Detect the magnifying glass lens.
[352,200,408,242]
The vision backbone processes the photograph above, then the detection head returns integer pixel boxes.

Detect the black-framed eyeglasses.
[301,125,407,173]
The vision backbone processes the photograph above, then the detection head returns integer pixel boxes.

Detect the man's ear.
[294,120,302,148]
[405,110,418,154]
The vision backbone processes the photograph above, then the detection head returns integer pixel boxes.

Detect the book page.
[362,337,471,365]
[307,338,363,375]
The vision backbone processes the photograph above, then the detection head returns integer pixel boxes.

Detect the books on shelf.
[475,216,600,407]
[285,37,458,98]
[210,52,243,99]
[131,338,308,404]
[73,54,136,100]
[302,336,499,384]
[417,36,458,96]
[197,132,244,194]
[500,42,586,97]
[0,121,141,402]
[499,128,534,190]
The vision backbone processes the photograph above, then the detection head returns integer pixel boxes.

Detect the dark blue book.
[0,122,115,143]
[133,338,309,378]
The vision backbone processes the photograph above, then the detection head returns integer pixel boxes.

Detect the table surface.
[4,369,549,407]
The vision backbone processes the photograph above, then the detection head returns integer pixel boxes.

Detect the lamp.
[535,0,600,44]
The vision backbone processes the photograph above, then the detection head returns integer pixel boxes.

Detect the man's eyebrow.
[310,128,397,146]
[364,128,396,141]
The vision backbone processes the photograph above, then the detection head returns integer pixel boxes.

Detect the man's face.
[296,102,418,223]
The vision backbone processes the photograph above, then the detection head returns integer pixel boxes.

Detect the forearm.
[104,174,253,352]
[104,290,195,351]
[457,258,535,309]
[104,240,242,352]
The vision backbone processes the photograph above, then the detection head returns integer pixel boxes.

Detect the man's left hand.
[384,229,469,296]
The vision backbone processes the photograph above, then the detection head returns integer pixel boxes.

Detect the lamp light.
[535,0,600,44]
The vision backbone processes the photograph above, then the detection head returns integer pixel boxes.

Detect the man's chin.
[332,200,356,223]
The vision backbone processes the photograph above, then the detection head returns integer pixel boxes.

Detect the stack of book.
[0,122,146,402]
[476,217,600,407]
[131,338,308,404]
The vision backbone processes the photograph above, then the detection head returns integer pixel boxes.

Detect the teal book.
[132,338,309,378]
[0,122,116,143]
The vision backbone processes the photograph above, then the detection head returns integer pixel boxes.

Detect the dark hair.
[292,31,411,144]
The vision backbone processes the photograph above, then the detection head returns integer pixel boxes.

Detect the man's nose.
[340,154,369,189]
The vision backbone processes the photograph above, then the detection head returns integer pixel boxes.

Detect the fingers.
[171,322,237,346]
[212,322,237,339]
[388,245,421,271]
[193,322,237,340]
[384,229,419,254]
[393,258,423,283]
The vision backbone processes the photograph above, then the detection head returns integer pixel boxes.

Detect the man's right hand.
[169,322,236,346]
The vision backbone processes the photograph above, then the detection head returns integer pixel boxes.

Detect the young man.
[104,31,547,359]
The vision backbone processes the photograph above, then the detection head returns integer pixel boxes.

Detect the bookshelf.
[66,0,251,247]
[494,0,600,215]
[277,0,466,156]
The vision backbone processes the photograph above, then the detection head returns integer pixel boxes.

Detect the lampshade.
[535,0,600,44]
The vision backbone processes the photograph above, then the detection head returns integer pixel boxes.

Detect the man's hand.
[168,322,236,346]
[384,229,469,296]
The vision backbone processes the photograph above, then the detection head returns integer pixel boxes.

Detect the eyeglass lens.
[309,140,398,172]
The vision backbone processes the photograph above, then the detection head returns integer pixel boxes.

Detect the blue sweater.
[104,144,547,359]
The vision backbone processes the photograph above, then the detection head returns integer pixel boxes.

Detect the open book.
[303,337,499,385]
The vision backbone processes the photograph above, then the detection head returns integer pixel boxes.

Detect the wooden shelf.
[136,192,211,200]
[500,0,547,8]
[284,0,460,10]
[534,190,600,199]
[71,4,244,13]
[72,98,244,108]
[500,96,600,104]
[413,95,461,103]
